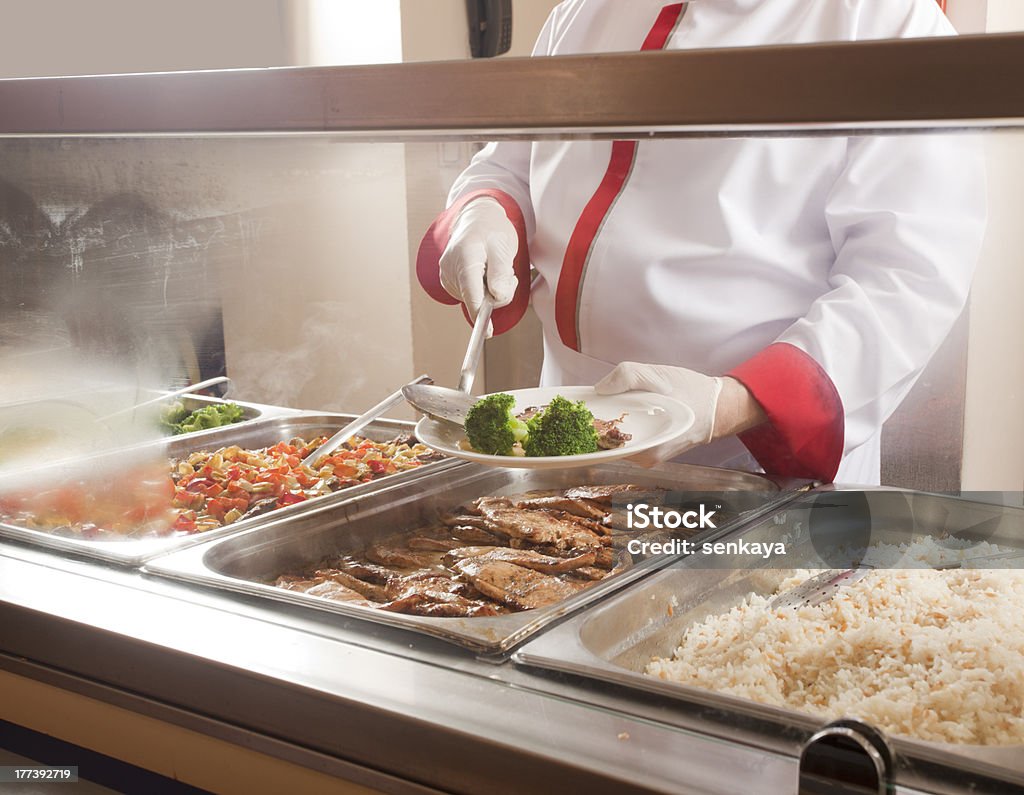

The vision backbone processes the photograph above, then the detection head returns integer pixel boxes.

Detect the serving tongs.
[402,294,494,425]
[769,549,1024,611]
[303,374,433,469]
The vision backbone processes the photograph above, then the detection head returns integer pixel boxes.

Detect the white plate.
[415,386,695,469]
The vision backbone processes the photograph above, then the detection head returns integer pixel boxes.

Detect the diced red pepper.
[333,463,360,479]
[224,483,249,500]
[367,460,388,475]
[277,492,307,507]
[206,497,228,520]
[171,513,197,533]
[294,470,316,488]
[257,471,286,488]
[206,496,246,520]
[53,488,86,522]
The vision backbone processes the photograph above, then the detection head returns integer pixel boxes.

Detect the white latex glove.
[595,362,723,466]
[439,198,519,331]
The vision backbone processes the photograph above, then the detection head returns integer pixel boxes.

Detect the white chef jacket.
[417,0,987,485]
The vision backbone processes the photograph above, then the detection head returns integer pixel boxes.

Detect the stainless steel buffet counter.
[2,476,1022,794]
[0,532,805,795]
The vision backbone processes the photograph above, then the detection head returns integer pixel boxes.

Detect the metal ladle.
[402,295,493,425]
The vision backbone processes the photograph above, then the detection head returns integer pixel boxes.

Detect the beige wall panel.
[0,0,290,78]
[960,1,1024,491]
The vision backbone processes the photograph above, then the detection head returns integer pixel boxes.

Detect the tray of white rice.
[515,488,1024,792]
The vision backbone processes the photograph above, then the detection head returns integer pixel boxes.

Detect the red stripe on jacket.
[555,2,686,350]
[415,3,686,338]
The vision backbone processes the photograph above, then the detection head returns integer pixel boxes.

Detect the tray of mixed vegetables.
[0,413,455,566]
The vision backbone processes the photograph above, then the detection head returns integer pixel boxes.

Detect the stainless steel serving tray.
[0,413,456,567]
[154,393,285,436]
[0,391,285,466]
[143,462,808,658]
[515,487,1024,793]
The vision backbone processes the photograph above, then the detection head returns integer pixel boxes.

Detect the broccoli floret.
[177,402,244,434]
[161,402,245,435]
[522,395,598,457]
[158,401,191,433]
[464,393,528,456]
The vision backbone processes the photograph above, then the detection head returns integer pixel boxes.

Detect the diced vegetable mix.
[0,435,438,540]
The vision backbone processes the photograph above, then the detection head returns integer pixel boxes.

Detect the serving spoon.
[403,295,493,424]
[769,548,1024,610]
[304,374,432,468]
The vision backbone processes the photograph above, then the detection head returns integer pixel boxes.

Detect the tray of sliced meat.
[142,460,809,656]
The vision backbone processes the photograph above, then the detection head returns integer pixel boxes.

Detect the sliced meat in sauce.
[472,502,610,551]
[443,546,597,574]
[453,559,586,611]
[511,494,610,521]
[272,483,674,617]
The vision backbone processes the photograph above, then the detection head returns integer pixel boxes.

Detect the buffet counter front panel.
[0,535,799,795]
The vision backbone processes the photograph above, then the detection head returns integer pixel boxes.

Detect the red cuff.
[415,189,532,336]
[727,343,844,482]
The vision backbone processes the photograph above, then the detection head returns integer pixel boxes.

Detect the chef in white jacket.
[417,0,986,485]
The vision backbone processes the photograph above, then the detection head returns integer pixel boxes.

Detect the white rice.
[645,537,1024,745]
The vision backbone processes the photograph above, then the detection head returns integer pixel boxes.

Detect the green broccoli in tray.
[159,401,245,435]
[464,393,599,457]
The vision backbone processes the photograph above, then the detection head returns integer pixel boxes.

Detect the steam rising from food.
[0,181,233,476]
[0,350,178,473]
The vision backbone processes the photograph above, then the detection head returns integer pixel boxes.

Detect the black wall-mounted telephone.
[466,0,513,58]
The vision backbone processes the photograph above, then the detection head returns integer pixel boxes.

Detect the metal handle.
[799,719,893,795]
[96,376,231,422]
[769,566,873,611]
[457,294,493,394]
[305,374,432,467]
[934,549,1024,569]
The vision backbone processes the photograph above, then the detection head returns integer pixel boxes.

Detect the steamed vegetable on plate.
[464,393,602,457]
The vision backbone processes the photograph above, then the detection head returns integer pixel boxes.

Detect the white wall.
[289,0,402,65]
[960,0,1024,490]
[984,0,1024,33]
[946,0,988,34]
